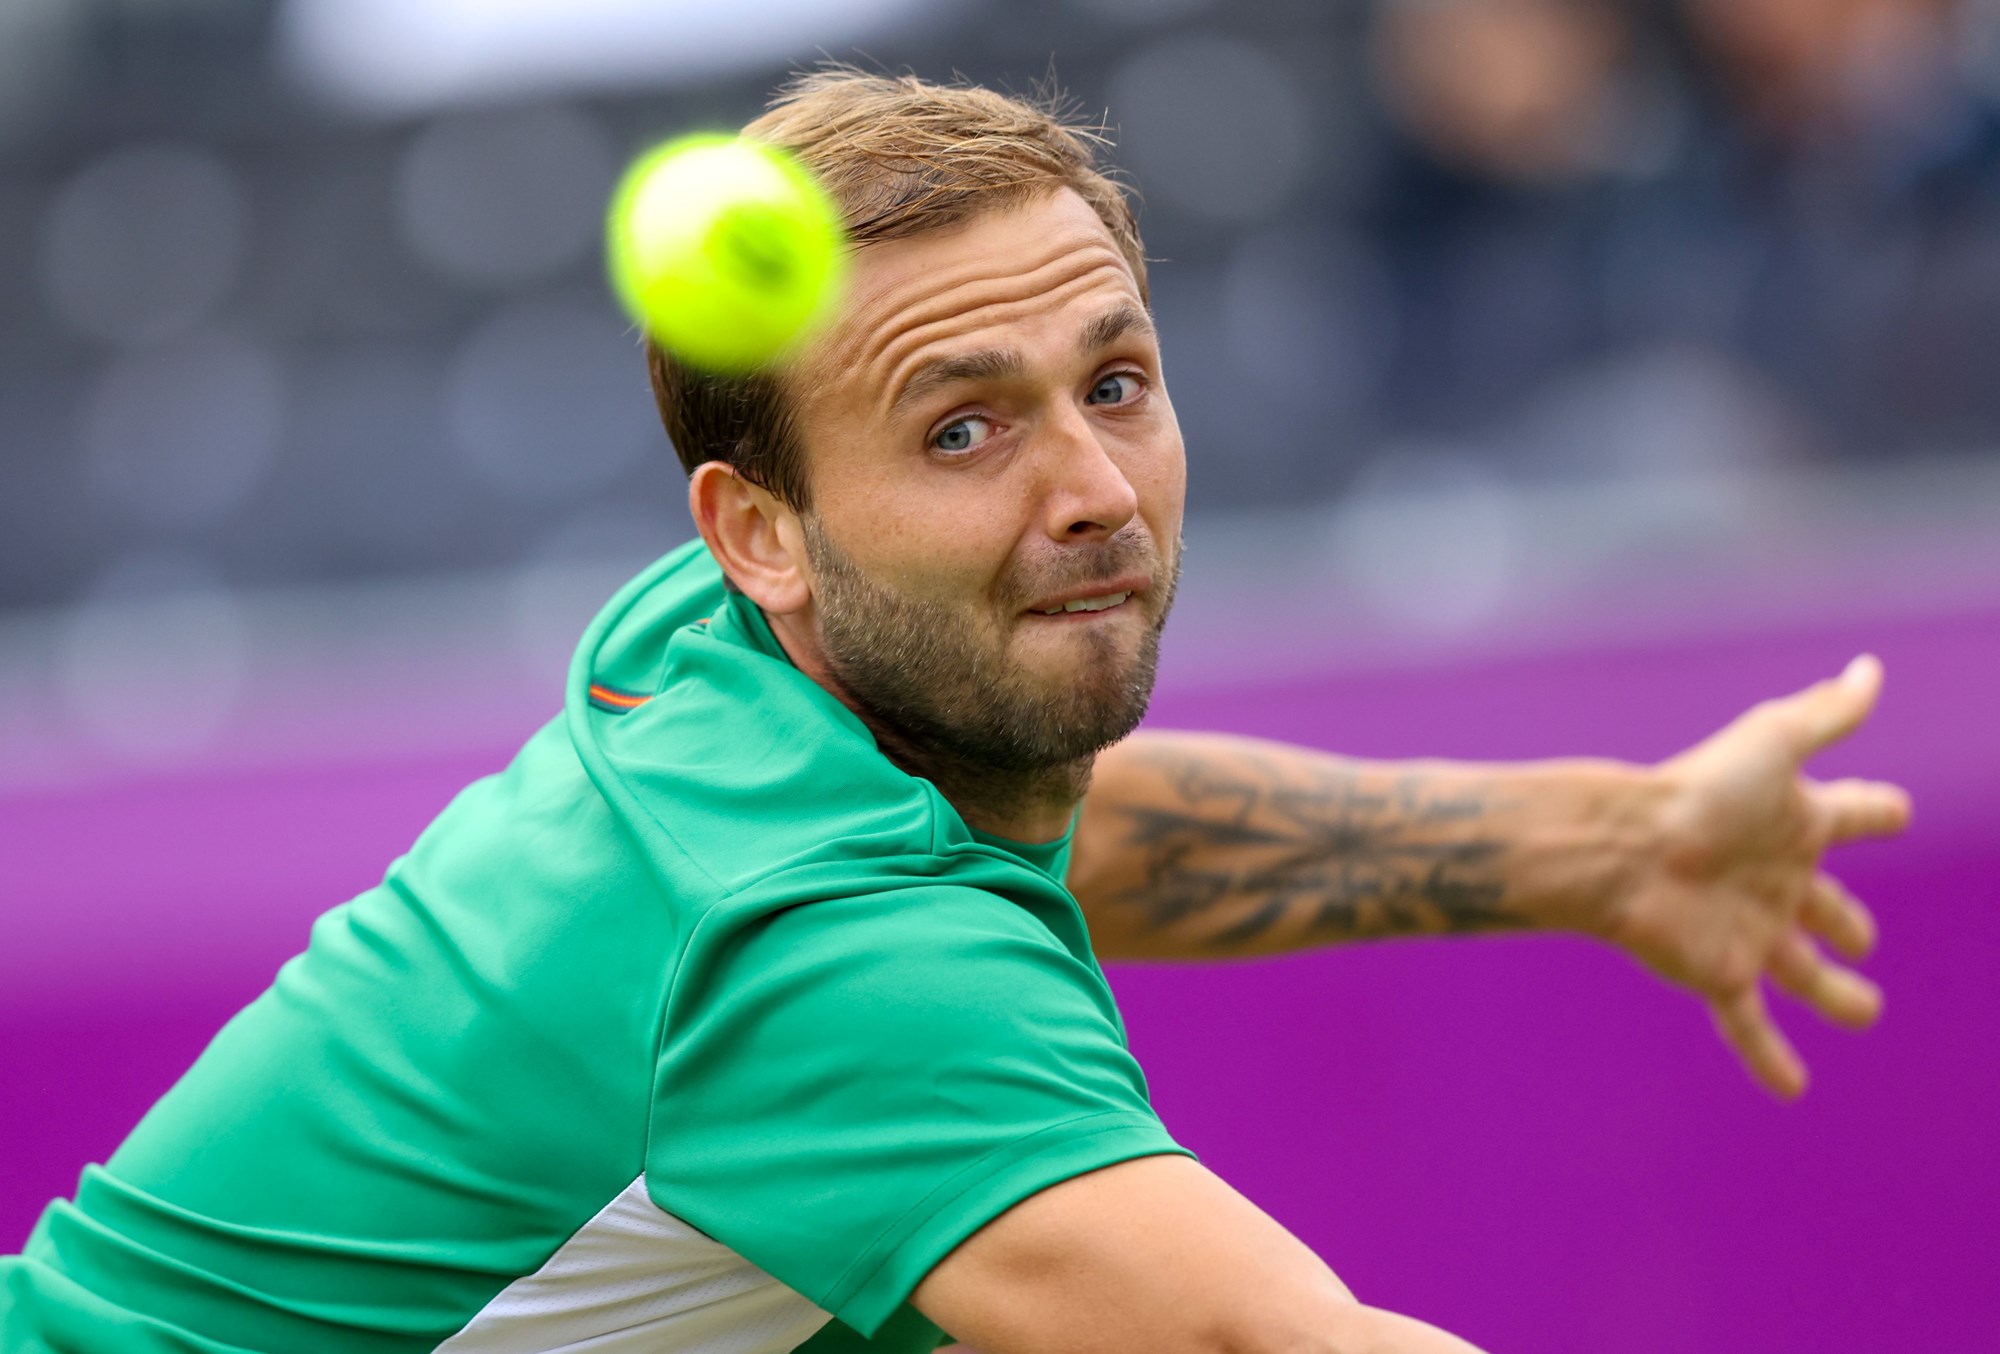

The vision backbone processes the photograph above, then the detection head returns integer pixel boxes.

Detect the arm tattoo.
[1113,749,1517,951]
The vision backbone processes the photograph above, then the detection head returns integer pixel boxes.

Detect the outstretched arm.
[1067,655,1912,1097]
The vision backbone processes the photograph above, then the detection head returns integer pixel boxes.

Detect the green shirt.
[3,540,1186,1353]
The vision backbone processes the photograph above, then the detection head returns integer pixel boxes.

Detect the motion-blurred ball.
[605,135,845,373]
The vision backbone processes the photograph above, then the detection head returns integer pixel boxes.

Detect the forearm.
[1069,729,1667,961]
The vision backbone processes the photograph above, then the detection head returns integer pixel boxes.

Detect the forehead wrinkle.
[851,227,1125,364]
[868,254,1138,421]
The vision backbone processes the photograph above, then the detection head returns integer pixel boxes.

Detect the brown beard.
[801,515,1178,817]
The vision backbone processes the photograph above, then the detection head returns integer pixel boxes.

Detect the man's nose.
[1038,403,1140,543]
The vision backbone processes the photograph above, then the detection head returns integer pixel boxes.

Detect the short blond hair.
[646,68,1148,509]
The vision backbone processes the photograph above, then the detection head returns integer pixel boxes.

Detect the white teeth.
[1037,591,1130,615]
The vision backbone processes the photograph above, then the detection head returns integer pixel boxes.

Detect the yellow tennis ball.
[605,134,846,374]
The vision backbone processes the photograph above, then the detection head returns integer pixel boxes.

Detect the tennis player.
[1,71,1909,1354]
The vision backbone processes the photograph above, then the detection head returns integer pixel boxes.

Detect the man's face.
[786,188,1186,775]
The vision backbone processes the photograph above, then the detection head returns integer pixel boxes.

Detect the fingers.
[1762,653,1884,756]
[1800,872,1878,959]
[1810,776,1913,844]
[1710,901,1881,1100]
[1767,927,1883,1030]
[1711,984,1807,1100]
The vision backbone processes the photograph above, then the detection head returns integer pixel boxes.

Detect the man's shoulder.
[532,538,1074,924]
[571,536,728,707]
[565,542,961,898]
[580,669,953,899]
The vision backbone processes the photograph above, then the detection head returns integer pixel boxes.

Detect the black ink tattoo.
[1114,750,1516,951]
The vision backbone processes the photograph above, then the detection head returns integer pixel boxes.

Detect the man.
[2,70,1908,1354]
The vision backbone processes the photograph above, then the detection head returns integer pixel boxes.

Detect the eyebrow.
[1079,302,1156,356]
[886,301,1158,420]
[889,347,1025,419]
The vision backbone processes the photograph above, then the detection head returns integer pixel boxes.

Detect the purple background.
[4,605,1995,1352]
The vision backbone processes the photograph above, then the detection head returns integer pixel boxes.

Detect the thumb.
[1776,653,1883,755]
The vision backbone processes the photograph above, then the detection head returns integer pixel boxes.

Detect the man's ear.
[689,461,812,616]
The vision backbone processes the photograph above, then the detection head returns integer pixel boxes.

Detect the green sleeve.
[648,883,1189,1338]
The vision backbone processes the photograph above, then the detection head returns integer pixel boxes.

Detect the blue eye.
[1087,372,1140,405]
[932,415,992,454]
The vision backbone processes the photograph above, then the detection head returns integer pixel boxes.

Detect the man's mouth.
[1030,590,1132,616]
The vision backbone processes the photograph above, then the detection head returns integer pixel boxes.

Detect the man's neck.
[861,717,1093,844]
[766,606,1090,843]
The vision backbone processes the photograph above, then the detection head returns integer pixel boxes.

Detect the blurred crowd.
[1154,0,2000,507]
[3,0,2000,613]
[1353,0,2000,482]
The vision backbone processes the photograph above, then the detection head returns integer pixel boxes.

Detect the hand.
[1601,655,1911,1098]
